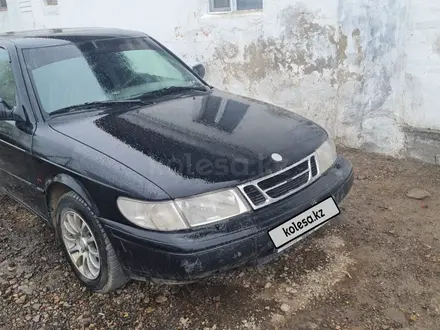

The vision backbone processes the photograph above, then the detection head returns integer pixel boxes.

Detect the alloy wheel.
[60,211,101,280]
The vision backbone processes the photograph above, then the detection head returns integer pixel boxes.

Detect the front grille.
[266,172,309,198]
[310,156,318,177]
[243,185,266,206]
[239,153,320,210]
[257,160,308,190]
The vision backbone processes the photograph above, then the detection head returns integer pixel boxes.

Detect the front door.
[0,46,40,214]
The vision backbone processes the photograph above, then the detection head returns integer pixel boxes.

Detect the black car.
[0,27,354,293]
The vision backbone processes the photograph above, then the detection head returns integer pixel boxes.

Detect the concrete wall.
[0,0,439,163]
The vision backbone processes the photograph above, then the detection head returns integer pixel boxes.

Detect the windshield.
[23,37,206,115]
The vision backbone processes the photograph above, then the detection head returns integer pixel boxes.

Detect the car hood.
[49,89,328,199]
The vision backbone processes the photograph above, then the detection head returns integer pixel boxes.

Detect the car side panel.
[31,125,170,224]
[0,122,45,216]
[0,41,44,217]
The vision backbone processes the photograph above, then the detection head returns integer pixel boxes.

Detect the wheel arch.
[45,174,99,228]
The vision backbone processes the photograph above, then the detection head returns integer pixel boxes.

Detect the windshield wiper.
[137,85,209,100]
[49,99,147,117]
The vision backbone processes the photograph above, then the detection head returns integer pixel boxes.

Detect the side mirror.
[0,97,17,121]
[192,63,206,79]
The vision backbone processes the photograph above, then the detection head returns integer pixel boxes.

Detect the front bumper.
[100,155,354,283]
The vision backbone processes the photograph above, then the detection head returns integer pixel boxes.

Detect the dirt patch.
[1,147,440,329]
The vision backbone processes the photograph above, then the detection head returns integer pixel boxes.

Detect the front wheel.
[55,191,129,293]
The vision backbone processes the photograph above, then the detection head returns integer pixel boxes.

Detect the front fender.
[44,173,98,215]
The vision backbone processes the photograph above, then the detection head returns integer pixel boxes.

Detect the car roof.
[0,27,149,48]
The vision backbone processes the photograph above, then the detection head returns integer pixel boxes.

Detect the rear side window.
[0,49,17,109]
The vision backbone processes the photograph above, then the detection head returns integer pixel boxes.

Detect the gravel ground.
[1,147,440,330]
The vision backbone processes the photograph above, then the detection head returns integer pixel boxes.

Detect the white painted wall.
[404,0,440,130]
[0,0,439,160]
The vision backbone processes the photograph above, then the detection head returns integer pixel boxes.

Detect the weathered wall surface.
[0,0,439,162]
[404,0,440,131]
[402,0,440,163]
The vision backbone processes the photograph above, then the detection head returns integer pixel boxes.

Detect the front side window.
[209,0,262,12]
[23,37,206,115]
[0,49,17,109]
[0,0,7,10]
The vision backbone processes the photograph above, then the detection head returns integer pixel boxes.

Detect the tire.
[55,191,129,293]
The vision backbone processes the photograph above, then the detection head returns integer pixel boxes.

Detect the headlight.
[315,137,337,174]
[175,189,250,227]
[116,198,188,231]
[117,188,250,231]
